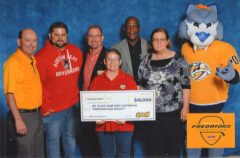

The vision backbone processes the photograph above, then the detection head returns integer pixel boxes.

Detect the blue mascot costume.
[179,4,240,157]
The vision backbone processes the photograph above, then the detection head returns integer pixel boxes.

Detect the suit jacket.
[79,46,107,90]
[111,37,148,77]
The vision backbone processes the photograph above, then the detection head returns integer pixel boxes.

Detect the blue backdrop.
[1,0,240,157]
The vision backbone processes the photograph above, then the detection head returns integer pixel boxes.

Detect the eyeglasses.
[106,58,120,62]
[87,34,102,39]
[152,38,167,42]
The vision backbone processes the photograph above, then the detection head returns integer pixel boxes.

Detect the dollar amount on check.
[80,90,156,121]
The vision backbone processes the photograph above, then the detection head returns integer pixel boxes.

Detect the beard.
[50,39,67,49]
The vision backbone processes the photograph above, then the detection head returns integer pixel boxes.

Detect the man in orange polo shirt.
[3,28,44,157]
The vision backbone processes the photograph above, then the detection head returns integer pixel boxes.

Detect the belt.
[19,107,41,113]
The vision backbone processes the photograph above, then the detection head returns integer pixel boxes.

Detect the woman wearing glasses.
[89,48,137,158]
[138,28,191,157]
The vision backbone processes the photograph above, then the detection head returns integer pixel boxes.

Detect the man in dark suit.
[80,25,107,157]
[82,25,106,91]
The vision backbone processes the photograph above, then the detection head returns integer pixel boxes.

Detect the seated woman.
[89,48,137,158]
[138,28,191,157]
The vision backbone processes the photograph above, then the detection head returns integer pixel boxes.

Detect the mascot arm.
[216,60,240,83]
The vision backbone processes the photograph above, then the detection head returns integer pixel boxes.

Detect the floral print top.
[138,53,191,113]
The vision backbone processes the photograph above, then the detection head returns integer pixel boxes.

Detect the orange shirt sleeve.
[3,58,19,94]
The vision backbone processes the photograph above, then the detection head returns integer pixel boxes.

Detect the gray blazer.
[111,37,148,77]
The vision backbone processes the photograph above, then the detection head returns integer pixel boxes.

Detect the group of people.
[3,15,233,158]
[4,22,83,158]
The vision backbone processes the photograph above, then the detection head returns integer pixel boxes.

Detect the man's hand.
[5,93,28,135]
[216,60,235,81]
[42,109,54,117]
[15,118,27,135]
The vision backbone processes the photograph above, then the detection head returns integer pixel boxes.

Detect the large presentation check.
[80,90,155,121]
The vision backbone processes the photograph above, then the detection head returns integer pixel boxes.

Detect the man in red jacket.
[35,22,83,158]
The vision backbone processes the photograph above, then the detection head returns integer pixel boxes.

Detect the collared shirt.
[83,45,103,90]
[128,38,142,81]
[3,48,42,109]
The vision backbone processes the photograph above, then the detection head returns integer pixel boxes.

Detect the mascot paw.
[216,60,235,81]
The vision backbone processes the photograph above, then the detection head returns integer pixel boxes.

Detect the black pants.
[143,110,185,158]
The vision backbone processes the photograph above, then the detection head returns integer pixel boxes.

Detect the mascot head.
[179,4,223,51]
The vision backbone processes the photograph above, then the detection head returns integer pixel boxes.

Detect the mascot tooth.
[179,4,240,158]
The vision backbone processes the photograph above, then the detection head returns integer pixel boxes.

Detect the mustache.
[50,39,67,48]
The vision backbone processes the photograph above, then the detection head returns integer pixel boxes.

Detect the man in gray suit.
[111,16,148,86]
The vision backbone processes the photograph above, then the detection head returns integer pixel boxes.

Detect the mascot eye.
[193,22,199,28]
[207,23,212,28]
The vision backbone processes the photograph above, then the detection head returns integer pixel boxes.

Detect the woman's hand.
[114,120,126,125]
[181,106,188,121]
[96,120,106,126]
[181,89,190,121]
